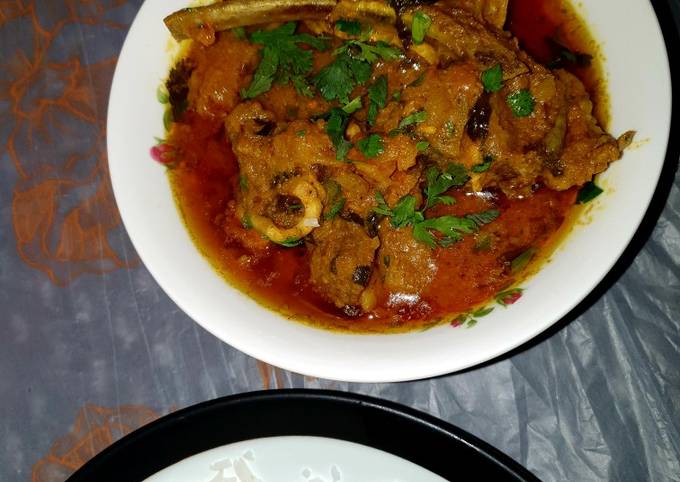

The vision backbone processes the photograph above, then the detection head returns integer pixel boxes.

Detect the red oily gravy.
[167,0,602,333]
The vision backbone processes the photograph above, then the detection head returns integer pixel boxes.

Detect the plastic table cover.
[0,1,678,481]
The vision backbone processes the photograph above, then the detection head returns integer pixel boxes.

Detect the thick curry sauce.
[165,0,613,332]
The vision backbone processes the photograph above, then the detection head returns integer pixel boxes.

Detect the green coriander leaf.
[336,139,353,160]
[507,89,535,117]
[241,45,279,99]
[466,318,478,328]
[399,110,428,128]
[481,64,503,93]
[472,155,494,173]
[342,96,363,114]
[423,163,469,209]
[232,26,246,39]
[413,215,479,249]
[314,56,354,103]
[357,134,384,158]
[336,19,362,36]
[242,22,327,99]
[411,11,432,45]
[335,40,401,63]
[325,197,346,220]
[391,195,418,228]
[296,130,306,138]
[239,175,248,191]
[373,191,393,216]
[416,141,430,151]
[446,163,470,185]
[412,222,439,248]
[367,75,388,125]
[392,90,402,101]
[407,71,426,88]
[577,181,604,204]
[510,247,537,273]
[314,52,371,103]
[466,209,500,226]
[325,108,353,160]
[291,75,314,97]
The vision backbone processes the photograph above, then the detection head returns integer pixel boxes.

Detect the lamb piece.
[400,4,528,79]
[377,222,437,296]
[439,0,509,30]
[308,219,380,311]
[400,62,483,162]
[541,70,623,190]
[187,34,259,117]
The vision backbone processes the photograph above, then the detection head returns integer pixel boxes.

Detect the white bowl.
[108,0,672,382]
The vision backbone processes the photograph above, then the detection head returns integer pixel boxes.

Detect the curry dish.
[159,0,633,332]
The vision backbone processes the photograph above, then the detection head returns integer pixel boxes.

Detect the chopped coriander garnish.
[424,164,469,209]
[399,110,428,129]
[342,96,363,114]
[507,89,535,117]
[232,26,246,39]
[413,215,477,248]
[411,11,432,45]
[241,214,253,229]
[472,155,494,173]
[416,141,430,151]
[577,181,604,204]
[326,108,353,160]
[357,134,384,158]
[336,19,363,36]
[241,22,328,99]
[296,129,306,138]
[367,75,388,126]
[391,195,422,228]
[335,39,401,63]
[481,64,503,93]
[325,197,346,220]
[375,186,498,248]
[510,247,537,273]
[466,209,500,226]
[314,54,366,103]
[392,90,402,102]
[407,71,426,88]
[314,39,400,103]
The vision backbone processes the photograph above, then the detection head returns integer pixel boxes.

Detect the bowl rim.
[107,0,677,382]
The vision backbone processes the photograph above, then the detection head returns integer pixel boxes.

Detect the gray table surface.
[1,1,679,481]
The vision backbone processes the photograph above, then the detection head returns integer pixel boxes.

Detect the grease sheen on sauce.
[168,0,601,332]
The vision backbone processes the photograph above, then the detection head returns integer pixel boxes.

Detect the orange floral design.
[2,0,138,286]
[31,404,162,482]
